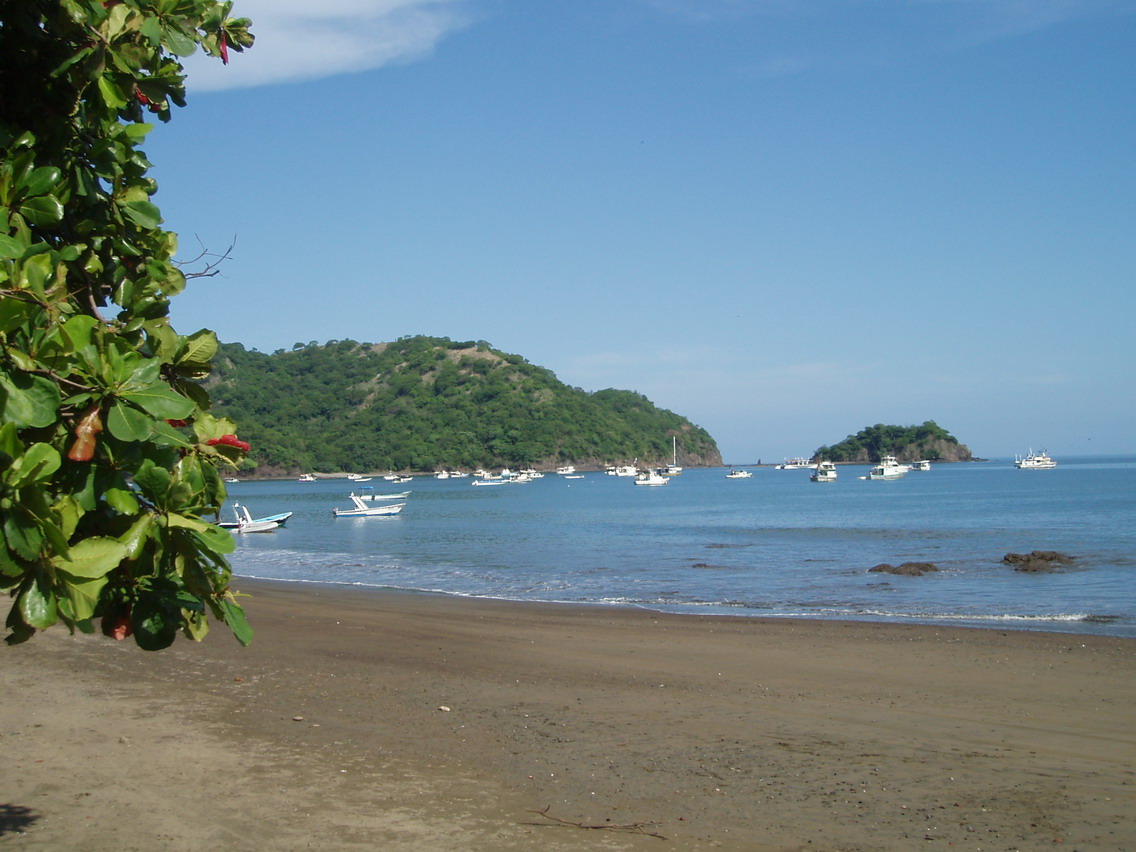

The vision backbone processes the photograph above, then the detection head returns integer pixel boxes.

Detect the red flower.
[219,31,229,64]
[207,434,250,452]
[166,419,188,428]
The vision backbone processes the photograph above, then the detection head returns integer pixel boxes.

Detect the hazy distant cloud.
[185,0,475,91]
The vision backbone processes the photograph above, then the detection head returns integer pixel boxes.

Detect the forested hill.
[206,336,722,476]
[814,422,973,463]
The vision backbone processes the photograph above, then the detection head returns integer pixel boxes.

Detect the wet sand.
[3,580,1134,850]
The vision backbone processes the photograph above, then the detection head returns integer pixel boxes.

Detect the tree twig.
[526,805,667,839]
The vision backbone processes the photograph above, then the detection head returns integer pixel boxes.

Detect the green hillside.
[205,336,722,475]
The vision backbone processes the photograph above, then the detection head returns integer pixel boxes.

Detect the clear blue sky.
[149,0,1135,463]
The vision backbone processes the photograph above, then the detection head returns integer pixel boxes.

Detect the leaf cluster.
[1,1,254,648]
[206,336,722,474]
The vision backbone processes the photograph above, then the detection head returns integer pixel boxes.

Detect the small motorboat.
[333,494,406,517]
[218,503,292,531]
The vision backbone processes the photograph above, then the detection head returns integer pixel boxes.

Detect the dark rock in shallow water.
[869,562,939,576]
[1003,551,1075,573]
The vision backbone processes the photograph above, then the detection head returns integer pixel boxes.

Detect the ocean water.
[223,456,1136,637]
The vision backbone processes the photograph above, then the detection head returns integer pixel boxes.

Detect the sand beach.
[3,580,1134,850]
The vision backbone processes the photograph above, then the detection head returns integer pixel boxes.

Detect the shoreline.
[4,580,1134,850]
[235,574,1134,639]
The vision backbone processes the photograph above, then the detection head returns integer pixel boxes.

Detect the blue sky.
[149,0,1134,463]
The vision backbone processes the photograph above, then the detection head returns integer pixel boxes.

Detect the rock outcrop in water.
[1003,551,1075,573]
[868,562,940,576]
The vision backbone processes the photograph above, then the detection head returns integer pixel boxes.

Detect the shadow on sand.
[0,804,38,836]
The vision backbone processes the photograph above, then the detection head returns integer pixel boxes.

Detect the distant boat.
[556,465,576,475]
[298,473,316,482]
[665,436,683,476]
[725,469,752,479]
[810,460,838,483]
[333,495,406,517]
[353,487,411,501]
[863,455,906,480]
[910,460,931,471]
[225,477,239,483]
[609,464,638,477]
[634,469,669,486]
[1015,449,1057,469]
[472,479,506,486]
[775,457,816,470]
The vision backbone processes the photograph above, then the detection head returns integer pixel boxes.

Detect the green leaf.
[133,460,171,503]
[218,596,253,646]
[2,510,43,562]
[107,399,153,441]
[0,297,37,332]
[97,75,128,108]
[0,372,61,428]
[0,234,25,259]
[19,578,57,630]
[119,382,195,420]
[58,574,108,623]
[51,536,128,579]
[132,595,178,650]
[161,23,198,57]
[189,523,236,555]
[20,166,62,196]
[118,514,155,560]
[17,195,64,226]
[178,329,218,366]
[6,443,62,488]
[122,200,162,229]
[105,486,140,514]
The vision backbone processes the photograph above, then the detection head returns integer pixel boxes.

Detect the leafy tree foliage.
[207,337,722,473]
[815,421,971,463]
[1,1,254,648]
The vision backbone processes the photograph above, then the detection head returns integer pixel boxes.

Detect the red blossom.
[207,434,250,452]
[219,31,229,64]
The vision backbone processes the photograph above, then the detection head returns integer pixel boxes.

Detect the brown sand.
[2,580,1134,850]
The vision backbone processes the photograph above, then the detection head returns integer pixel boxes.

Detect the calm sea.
[224,456,1136,638]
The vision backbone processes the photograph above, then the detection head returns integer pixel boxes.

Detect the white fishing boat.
[222,504,288,533]
[333,495,406,517]
[775,457,816,470]
[472,478,506,486]
[1015,449,1056,469]
[634,469,669,486]
[810,460,838,482]
[434,470,450,479]
[610,464,638,477]
[725,469,752,479]
[910,460,931,471]
[863,455,906,480]
[297,473,316,482]
[556,465,577,475]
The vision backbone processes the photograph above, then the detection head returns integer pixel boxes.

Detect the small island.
[813,421,973,463]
